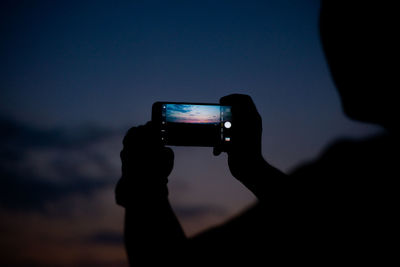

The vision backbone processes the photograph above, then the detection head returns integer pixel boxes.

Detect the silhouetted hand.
[115,122,174,207]
[215,94,263,177]
[214,94,286,199]
[115,122,185,264]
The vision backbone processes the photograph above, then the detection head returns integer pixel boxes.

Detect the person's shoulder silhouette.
[289,133,398,257]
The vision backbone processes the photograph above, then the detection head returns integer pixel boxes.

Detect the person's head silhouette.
[319,1,397,131]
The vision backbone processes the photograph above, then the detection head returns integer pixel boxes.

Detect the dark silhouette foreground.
[116,1,398,264]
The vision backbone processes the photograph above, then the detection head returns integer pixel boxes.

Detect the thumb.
[213,146,223,156]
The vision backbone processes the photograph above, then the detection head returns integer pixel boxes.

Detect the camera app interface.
[161,104,232,146]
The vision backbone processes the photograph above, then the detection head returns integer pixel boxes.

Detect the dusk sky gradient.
[166,104,221,123]
[0,0,381,266]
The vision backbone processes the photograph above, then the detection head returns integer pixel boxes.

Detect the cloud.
[0,116,115,149]
[0,116,121,213]
[0,172,107,212]
[167,104,192,114]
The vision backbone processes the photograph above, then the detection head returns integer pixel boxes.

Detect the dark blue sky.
[3,0,330,125]
[1,0,379,168]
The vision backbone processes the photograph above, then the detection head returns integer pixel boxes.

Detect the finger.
[161,146,174,162]
[120,149,129,165]
[220,94,257,112]
[220,93,252,106]
[123,124,149,148]
[158,146,174,178]
[221,94,261,128]
[115,177,126,206]
[123,122,157,148]
[213,146,222,156]
[123,126,138,147]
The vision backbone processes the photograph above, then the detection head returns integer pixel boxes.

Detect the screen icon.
[224,121,232,129]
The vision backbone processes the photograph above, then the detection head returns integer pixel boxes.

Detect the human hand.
[214,94,265,182]
[115,122,174,207]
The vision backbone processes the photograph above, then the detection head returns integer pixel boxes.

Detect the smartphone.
[152,102,233,147]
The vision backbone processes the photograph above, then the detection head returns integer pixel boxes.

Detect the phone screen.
[156,103,232,146]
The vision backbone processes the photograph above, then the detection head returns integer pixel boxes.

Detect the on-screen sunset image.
[166,104,221,124]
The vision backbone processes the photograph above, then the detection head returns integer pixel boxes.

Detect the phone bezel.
[152,101,232,147]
